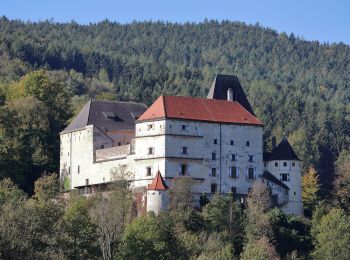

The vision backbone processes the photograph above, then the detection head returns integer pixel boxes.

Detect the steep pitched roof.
[262,171,289,190]
[147,170,169,190]
[61,100,147,134]
[207,74,255,115]
[138,95,262,126]
[266,137,301,161]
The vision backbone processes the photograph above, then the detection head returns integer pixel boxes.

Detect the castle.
[60,75,303,215]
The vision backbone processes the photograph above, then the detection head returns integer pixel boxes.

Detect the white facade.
[264,159,303,215]
[60,102,303,216]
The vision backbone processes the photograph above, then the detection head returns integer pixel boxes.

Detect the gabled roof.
[61,100,147,134]
[262,171,289,190]
[207,74,255,116]
[266,137,301,161]
[147,170,169,191]
[138,95,262,126]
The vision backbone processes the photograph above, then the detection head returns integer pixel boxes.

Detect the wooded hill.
[1,17,350,194]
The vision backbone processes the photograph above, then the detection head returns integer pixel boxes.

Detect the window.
[147,124,154,130]
[248,155,254,163]
[230,140,234,145]
[211,152,216,160]
[180,164,187,175]
[85,179,89,185]
[246,141,250,147]
[211,183,218,193]
[213,139,218,144]
[68,152,69,156]
[148,147,154,155]
[232,154,236,161]
[231,187,237,194]
[146,167,152,176]
[230,167,238,179]
[294,191,296,195]
[100,145,104,149]
[78,165,80,174]
[182,147,188,154]
[211,168,217,177]
[264,162,267,167]
[280,173,289,181]
[248,168,255,180]
[181,124,186,130]
[283,162,287,167]
[118,142,121,146]
[292,162,295,167]
[275,162,278,167]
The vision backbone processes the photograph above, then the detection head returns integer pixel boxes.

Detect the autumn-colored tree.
[302,166,320,216]
[241,236,280,260]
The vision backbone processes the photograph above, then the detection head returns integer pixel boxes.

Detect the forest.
[1,17,350,259]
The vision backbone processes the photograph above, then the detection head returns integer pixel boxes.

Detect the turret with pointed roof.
[266,136,300,161]
[147,170,169,191]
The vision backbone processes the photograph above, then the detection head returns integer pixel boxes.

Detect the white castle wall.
[265,160,303,215]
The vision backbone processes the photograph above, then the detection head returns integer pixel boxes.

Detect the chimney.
[272,136,276,150]
[227,88,233,101]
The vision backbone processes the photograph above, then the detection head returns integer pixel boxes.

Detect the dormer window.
[103,112,123,121]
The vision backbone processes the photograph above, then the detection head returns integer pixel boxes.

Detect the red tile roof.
[138,95,262,126]
[147,170,169,191]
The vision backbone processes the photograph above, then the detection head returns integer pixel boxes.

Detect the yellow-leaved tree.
[302,166,320,216]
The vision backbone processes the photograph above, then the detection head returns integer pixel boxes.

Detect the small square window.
[230,140,234,145]
[280,173,289,181]
[232,154,236,161]
[249,155,254,163]
[211,183,218,193]
[212,152,216,160]
[100,145,104,149]
[248,168,255,180]
[275,162,278,167]
[246,141,250,147]
[214,139,218,144]
[146,167,152,176]
[182,147,188,154]
[147,124,154,130]
[180,164,187,175]
[230,167,238,178]
[211,168,217,177]
[283,162,287,167]
[148,147,154,155]
[181,125,186,130]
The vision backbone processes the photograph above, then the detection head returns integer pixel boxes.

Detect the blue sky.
[2,0,350,44]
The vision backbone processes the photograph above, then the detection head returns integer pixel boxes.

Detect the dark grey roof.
[207,74,255,115]
[265,137,301,161]
[262,171,289,190]
[61,100,147,134]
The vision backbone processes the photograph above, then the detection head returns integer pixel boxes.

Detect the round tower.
[146,170,169,215]
[265,136,303,215]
